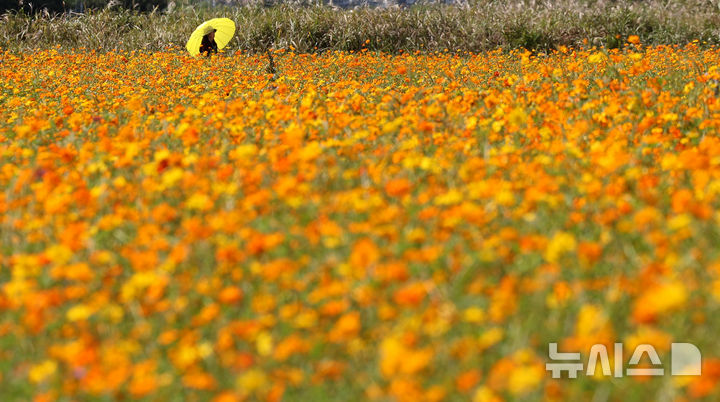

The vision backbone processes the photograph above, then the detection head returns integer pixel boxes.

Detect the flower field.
[2,42,720,400]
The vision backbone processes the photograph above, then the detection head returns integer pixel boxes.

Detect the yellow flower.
[478,327,504,350]
[29,360,57,384]
[508,365,543,395]
[380,337,433,377]
[473,386,501,402]
[162,168,184,188]
[544,231,577,263]
[237,369,268,393]
[256,331,273,357]
[508,107,527,126]
[66,304,93,322]
[186,193,213,211]
[462,307,486,323]
[588,52,605,63]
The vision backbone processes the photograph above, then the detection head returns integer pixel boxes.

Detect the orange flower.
[393,282,428,307]
[218,286,244,304]
[273,335,310,361]
[632,281,688,323]
[182,370,217,390]
[328,311,361,342]
[455,369,482,393]
[6,45,720,401]
[349,238,380,271]
[385,178,412,197]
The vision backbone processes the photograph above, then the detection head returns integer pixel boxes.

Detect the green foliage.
[1,0,720,53]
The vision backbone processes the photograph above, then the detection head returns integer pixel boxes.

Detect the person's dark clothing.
[200,35,218,57]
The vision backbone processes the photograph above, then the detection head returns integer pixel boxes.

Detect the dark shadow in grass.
[503,23,555,52]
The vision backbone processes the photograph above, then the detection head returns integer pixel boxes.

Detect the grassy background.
[1,0,720,54]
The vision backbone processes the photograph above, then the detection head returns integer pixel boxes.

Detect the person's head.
[206,29,216,41]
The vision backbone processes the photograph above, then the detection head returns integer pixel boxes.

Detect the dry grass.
[1,0,720,53]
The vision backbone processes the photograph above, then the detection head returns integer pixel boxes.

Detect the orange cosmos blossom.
[385,177,413,197]
[1,45,719,400]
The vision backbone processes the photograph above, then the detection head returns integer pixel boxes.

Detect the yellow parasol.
[186,18,236,57]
